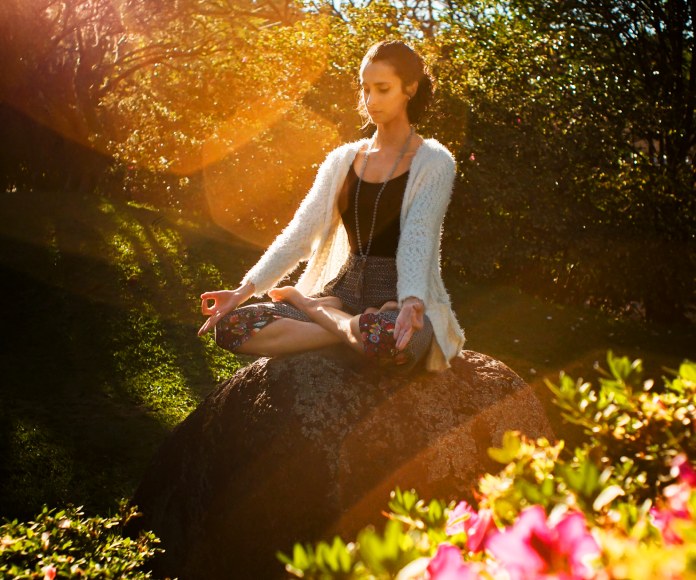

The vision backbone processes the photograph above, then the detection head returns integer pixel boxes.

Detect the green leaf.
[488,431,522,464]
[679,361,696,383]
[292,543,310,570]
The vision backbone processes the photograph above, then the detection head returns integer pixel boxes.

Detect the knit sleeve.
[397,153,456,307]
[239,148,339,297]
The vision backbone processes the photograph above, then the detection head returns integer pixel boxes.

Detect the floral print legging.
[214,254,434,372]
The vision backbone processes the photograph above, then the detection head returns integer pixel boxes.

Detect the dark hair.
[356,40,435,129]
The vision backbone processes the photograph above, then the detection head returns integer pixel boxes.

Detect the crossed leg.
[233,295,345,356]
[268,286,399,354]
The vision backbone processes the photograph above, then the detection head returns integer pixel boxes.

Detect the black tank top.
[337,162,409,258]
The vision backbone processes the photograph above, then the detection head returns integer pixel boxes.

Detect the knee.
[357,310,433,367]
[214,313,242,352]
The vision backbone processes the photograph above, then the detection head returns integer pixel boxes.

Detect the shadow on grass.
[1,186,693,521]
[0,189,253,520]
[445,274,696,449]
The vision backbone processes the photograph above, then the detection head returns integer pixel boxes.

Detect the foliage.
[278,352,696,578]
[0,500,161,579]
[276,488,452,579]
[2,0,694,320]
[434,0,696,323]
[547,351,696,503]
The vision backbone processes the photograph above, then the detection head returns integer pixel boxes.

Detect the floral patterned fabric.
[358,312,411,368]
[215,308,283,353]
[214,254,434,372]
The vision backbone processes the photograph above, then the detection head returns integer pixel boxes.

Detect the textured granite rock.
[126,347,554,579]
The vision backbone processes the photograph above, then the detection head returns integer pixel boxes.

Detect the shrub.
[278,353,696,579]
[0,499,162,579]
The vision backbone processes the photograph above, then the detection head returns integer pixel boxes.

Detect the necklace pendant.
[354,256,367,301]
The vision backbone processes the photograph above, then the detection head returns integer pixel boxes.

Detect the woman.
[198,40,465,373]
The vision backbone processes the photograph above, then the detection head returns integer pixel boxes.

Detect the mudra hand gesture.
[393,297,424,351]
[198,290,242,337]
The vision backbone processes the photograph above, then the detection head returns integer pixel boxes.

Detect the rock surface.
[127,348,554,579]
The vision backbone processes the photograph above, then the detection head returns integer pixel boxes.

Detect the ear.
[406,80,418,99]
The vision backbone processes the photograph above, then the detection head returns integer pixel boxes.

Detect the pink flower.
[468,152,476,161]
[650,483,692,544]
[42,564,57,580]
[664,481,692,517]
[650,506,684,545]
[672,453,696,487]
[650,454,696,544]
[427,543,483,579]
[446,501,496,552]
[485,506,600,579]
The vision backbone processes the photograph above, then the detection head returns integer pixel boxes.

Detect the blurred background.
[0,0,694,520]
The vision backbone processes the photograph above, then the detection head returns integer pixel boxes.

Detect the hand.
[198,290,242,336]
[393,298,424,351]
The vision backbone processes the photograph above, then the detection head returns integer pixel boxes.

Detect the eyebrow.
[361,81,391,87]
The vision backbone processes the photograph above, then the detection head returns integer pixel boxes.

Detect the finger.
[201,298,215,316]
[393,317,408,344]
[396,327,413,351]
[393,320,406,345]
[197,319,210,336]
[198,313,220,336]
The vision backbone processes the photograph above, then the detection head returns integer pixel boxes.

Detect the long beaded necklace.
[353,125,414,300]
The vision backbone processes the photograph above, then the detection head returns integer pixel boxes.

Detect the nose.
[364,91,377,108]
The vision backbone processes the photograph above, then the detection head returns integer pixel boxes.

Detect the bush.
[278,353,696,579]
[0,500,162,579]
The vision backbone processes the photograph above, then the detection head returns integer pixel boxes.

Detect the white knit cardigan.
[240,137,466,371]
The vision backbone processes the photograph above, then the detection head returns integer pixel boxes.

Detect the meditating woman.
[198,40,465,373]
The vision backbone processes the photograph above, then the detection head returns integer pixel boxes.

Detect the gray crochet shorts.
[215,253,434,373]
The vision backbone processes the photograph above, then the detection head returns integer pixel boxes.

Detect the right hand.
[198,290,243,336]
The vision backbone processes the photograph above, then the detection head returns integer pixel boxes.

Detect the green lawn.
[1,188,693,521]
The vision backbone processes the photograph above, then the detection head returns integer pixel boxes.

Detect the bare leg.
[269,286,365,353]
[362,302,398,315]
[234,317,343,356]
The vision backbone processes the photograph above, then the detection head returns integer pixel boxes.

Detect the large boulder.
[127,348,554,579]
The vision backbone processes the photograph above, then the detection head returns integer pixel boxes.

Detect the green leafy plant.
[546,351,696,502]
[278,353,696,579]
[277,487,450,579]
[0,500,162,579]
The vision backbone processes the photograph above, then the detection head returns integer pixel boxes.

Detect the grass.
[0,187,693,521]
[0,188,253,520]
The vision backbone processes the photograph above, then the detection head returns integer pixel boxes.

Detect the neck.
[370,119,413,151]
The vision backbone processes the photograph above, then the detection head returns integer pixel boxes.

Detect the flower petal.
[427,543,482,580]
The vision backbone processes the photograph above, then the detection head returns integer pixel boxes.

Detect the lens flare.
[202,106,341,248]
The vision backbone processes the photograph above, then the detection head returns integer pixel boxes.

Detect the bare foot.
[268,287,343,311]
[268,286,307,308]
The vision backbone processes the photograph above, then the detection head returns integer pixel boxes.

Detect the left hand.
[393,298,424,351]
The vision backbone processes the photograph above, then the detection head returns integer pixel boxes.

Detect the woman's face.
[360,60,416,125]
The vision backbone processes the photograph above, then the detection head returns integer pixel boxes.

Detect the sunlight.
[202,105,342,248]
[1,0,335,203]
